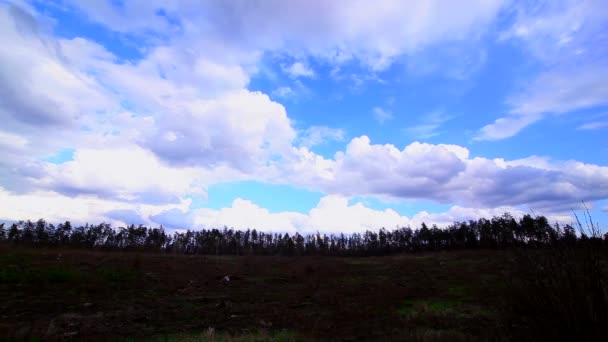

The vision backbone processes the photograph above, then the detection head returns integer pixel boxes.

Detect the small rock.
[216,300,232,309]
[259,319,272,327]
[45,320,58,337]
[221,275,231,286]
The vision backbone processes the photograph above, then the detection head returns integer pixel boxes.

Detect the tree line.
[0,213,605,256]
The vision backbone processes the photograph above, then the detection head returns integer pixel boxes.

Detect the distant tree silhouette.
[0,213,604,256]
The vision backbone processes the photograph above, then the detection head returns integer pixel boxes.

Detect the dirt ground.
[1,246,513,341]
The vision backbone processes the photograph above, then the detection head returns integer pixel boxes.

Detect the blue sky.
[1,0,607,233]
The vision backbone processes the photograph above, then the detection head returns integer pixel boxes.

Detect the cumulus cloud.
[144,90,296,170]
[0,186,189,227]
[0,5,123,193]
[192,195,506,233]
[1,1,606,230]
[281,136,608,211]
[0,4,297,198]
[188,196,571,233]
[0,130,28,151]
[33,146,204,203]
[8,12,295,174]
[194,199,308,233]
[105,209,147,225]
[150,208,196,230]
[0,184,578,233]
[0,6,114,128]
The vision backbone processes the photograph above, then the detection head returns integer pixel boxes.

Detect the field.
[0,246,525,341]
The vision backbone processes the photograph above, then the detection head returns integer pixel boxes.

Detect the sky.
[1,0,607,233]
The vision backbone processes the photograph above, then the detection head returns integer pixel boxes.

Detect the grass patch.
[398,297,496,323]
[341,258,383,265]
[0,266,81,284]
[146,329,299,342]
[398,298,461,317]
[0,251,32,265]
[43,267,78,283]
[0,267,21,283]
[0,248,521,340]
[97,267,138,284]
[447,286,468,299]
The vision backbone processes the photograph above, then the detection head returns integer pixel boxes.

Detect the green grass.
[398,297,496,324]
[398,298,461,317]
[0,266,81,284]
[447,286,468,299]
[96,267,138,284]
[0,267,21,283]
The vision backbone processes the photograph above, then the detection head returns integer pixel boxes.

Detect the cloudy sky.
[1,0,607,233]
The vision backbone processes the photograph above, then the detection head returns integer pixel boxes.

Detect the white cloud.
[35,146,204,203]
[405,42,488,80]
[62,0,507,70]
[143,89,296,170]
[194,198,308,233]
[0,6,127,194]
[0,6,115,129]
[501,0,607,64]
[282,61,315,78]
[0,131,28,150]
[189,196,573,233]
[305,196,408,233]
[477,67,608,140]
[0,186,578,233]
[42,21,294,174]
[272,86,294,98]
[299,126,345,148]
[281,136,608,211]
[578,121,608,130]
[59,0,178,35]
[0,4,296,194]
[373,107,393,124]
[0,186,189,227]
[192,195,491,233]
[478,0,608,140]
[1,2,606,231]
[403,111,452,139]
[403,124,442,139]
[476,112,542,141]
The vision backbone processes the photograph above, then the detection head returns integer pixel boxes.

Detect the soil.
[0,246,513,341]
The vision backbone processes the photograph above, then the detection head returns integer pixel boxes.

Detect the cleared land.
[0,246,524,341]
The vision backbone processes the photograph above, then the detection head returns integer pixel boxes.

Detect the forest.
[0,213,603,256]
